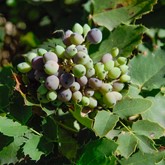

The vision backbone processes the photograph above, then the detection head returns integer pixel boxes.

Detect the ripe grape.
[87,28,102,44]
[72,23,83,34]
[101,53,113,64]
[17,62,32,73]
[72,91,82,102]
[70,33,85,45]
[43,52,58,62]
[46,91,57,101]
[60,73,75,88]
[44,60,59,75]
[54,45,65,58]
[72,64,86,78]
[37,48,47,56]
[108,67,121,79]
[32,56,44,70]
[58,88,72,102]
[84,88,94,97]
[70,82,80,92]
[88,78,102,90]
[120,74,131,82]
[81,96,90,106]
[45,75,59,90]
[65,44,77,58]
[76,76,88,86]
[88,97,97,108]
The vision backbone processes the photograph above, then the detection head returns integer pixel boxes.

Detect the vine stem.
[30,128,42,136]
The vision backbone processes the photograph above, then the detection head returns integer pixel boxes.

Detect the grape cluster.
[17,23,130,109]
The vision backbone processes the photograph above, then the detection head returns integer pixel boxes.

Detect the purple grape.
[88,78,102,90]
[87,28,102,44]
[32,56,44,70]
[43,52,58,62]
[58,88,72,102]
[34,70,46,81]
[63,30,73,46]
[60,73,75,88]
[45,75,59,90]
[101,53,113,64]
[76,76,88,86]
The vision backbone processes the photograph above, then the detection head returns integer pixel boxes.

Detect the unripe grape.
[108,67,121,79]
[104,61,115,71]
[94,62,104,73]
[24,52,37,63]
[93,91,102,100]
[119,64,129,74]
[17,62,32,73]
[44,60,59,75]
[117,57,127,65]
[63,30,73,46]
[112,82,125,92]
[87,28,102,44]
[88,97,97,108]
[72,64,86,78]
[54,45,65,58]
[101,53,113,64]
[46,91,57,101]
[58,88,72,102]
[111,47,119,57]
[70,33,85,45]
[120,74,131,82]
[37,84,48,95]
[86,68,95,78]
[77,76,88,86]
[65,44,77,58]
[45,75,59,90]
[103,92,116,107]
[97,70,108,80]
[100,83,112,94]
[60,73,75,88]
[43,52,58,63]
[85,58,94,68]
[73,51,89,65]
[37,48,47,56]
[114,60,120,67]
[88,78,102,90]
[70,82,80,92]
[76,45,88,54]
[84,88,95,97]
[32,56,44,70]
[37,93,50,103]
[72,23,83,34]
[83,24,91,37]
[72,91,82,103]
[81,96,90,106]
[112,91,122,101]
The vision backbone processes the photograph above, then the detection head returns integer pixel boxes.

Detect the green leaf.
[23,134,44,161]
[0,133,13,151]
[92,0,157,31]
[93,110,119,137]
[113,98,152,119]
[142,96,165,128]
[156,159,165,165]
[132,120,165,139]
[77,138,118,165]
[90,25,146,63]
[129,48,165,90]
[69,104,93,129]
[0,116,29,137]
[117,132,137,158]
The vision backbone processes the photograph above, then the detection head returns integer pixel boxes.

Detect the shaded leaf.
[0,133,13,151]
[93,110,119,137]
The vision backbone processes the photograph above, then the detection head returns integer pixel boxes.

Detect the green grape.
[76,76,88,86]
[88,97,97,108]
[72,91,82,103]
[97,70,108,80]
[114,60,120,67]
[72,64,86,78]
[72,23,83,34]
[70,82,80,92]
[37,48,47,56]
[111,47,119,57]
[112,82,125,91]
[101,53,113,64]
[112,91,122,101]
[46,91,57,101]
[117,57,127,65]
[108,67,121,79]
[37,93,50,103]
[81,96,90,106]
[44,60,59,75]
[83,24,91,37]
[17,62,32,73]
[87,28,102,44]
[85,58,94,68]
[24,52,37,63]
[103,92,116,107]
[84,88,95,97]
[104,60,115,71]
[88,78,102,90]
[94,62,104,73]
[119,64,129,74]
[37,84,48,95]
[73,51,90,65]
[120,74,131,82]
[99,83,112,94]
[76,45,88,54]
[86,67,95,78]
[54,45,65,58]
[65,44,77,58]
[43,52,58,62]
[70,33,85,45]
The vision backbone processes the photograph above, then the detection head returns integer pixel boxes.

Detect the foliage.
[0,0,165,164]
